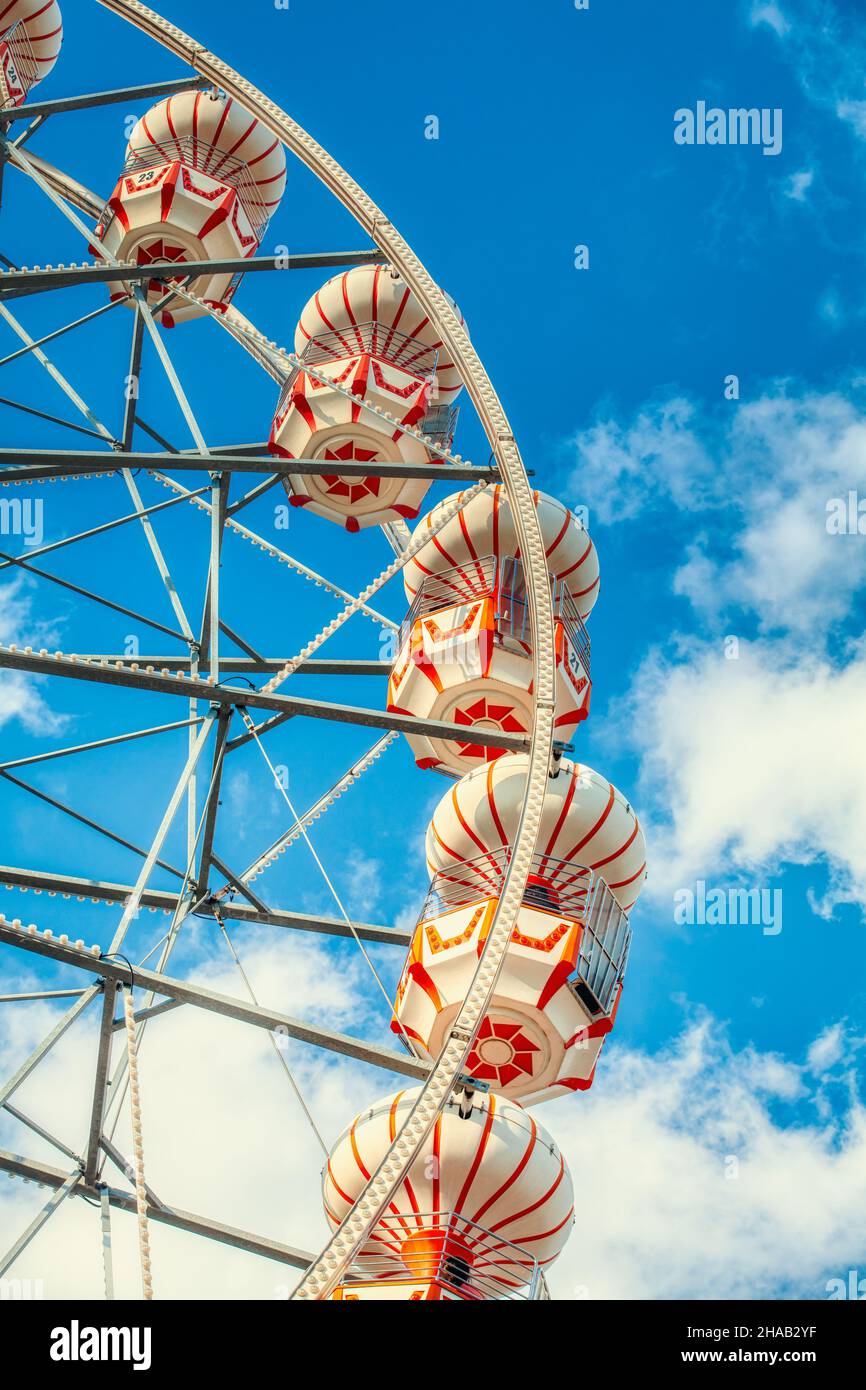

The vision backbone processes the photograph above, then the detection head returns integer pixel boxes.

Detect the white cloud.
[784,168,814,201]
[2,953,863,1301]
[749,0,866,146]
[835,100,866,140]
[570,381,866,910]
[807,1024,845,1075]
[750,2,791,39]
[0,930,395,1299]
[569,397,715,525]
[609,639,866,909]
[817,285,844,325]
[572,384,866,638]
[0,578,66,735]
[221,768,264,845]
[549,1014,866,1299]
[341,849,384,919]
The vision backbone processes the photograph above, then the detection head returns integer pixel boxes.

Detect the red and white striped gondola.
[388,486,599,774]
[269,265,465,531]
[94,88,286,326]
[0,1,62,110]
[391,753,646,1103]
[323,1086,574,1300]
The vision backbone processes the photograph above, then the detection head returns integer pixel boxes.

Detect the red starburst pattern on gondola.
[466,1017,540,1089]
[450,696,528,763]
[136,239,188,266]
[318,440,384,504]
[135,238,190,299]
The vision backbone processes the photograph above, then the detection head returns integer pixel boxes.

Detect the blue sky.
[0,0,864,1299]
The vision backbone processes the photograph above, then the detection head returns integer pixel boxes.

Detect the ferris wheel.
[0,0,646,1302]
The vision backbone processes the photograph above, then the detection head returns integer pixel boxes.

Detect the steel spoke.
[0,770,188,882]
[0,300,119,368]
[0,1169,81,1278]
[2,1102,82,1163]
[0,449,494,482]
[0,393,113,440]
[0,1148,313,1272]
[0,250,384,298]
[0,918,430,1080]
[0,483,211,572]
[0,987,100,1109]
[0,548,186,640]
[0,716,205,772]
[0,645,527,752]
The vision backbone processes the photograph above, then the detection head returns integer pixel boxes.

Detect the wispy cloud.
[608,637,866,910]
[569,382,866,637]
[750,2,791,39]
[749,0,866,146]
[568,380,866,910]
[0,578,66,736]
[783,168,814,200]
[817,284,845,325]
[553,1013,866,1299]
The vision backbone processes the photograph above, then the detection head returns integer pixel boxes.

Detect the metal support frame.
[0,1149,313,1272]
[4,76,212,123]
[0,1169,81,1278]
[0,990,86,1004]
[150,471,398,630]
[83,983,118,1186]
[0,0,560,1300]
[121,304,145,452]
[0,646,528,752]
[2,1102,82,1163]
[99,1186,114,1299]
[1,145,102,218]
[0,919,429,1079]
[0,715,205,772]
[0,392,114,441]
[99,1136,164,1210]
[0,987,100,1109]
[105,714,215,956]
[0,251,384,298]
[0,299,119,367]
[0,302,118,442]
[195,707,231,893]
[0,448,497,483]
[0,865,408,945]
[45,658,391,676]
[0,547,187,641]
[198,472,229,669]
[0,484,210,576]
[0,769,187,881]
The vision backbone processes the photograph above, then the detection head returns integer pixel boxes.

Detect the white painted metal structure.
[0,0,563,1301]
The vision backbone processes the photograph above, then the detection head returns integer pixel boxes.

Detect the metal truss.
[0,919,429,1079]
[0,646,526,752]
[63,658,391,675]
[0,865,411,946]
[4,76,212,122]
[0,448,497,483]
[0,1149,313,1272]
[0,251,385,299]
[0,0,557,1301]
